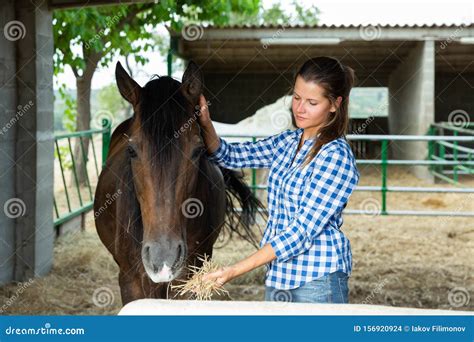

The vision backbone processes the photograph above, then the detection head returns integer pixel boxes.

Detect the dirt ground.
[1,166,472,315]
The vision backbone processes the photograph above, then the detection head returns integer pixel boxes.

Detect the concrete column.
[0,0,54,284]
[388,39,435,181]
[0,0,18,284]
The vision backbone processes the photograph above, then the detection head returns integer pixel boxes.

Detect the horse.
[94,61,264,305]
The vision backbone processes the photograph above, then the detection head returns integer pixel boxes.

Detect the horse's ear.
[115,61,141,105]
[181,60,203,104]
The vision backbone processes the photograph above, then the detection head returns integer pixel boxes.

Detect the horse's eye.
[127,145,137,159]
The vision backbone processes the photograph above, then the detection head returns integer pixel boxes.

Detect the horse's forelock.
[138,77,192,165]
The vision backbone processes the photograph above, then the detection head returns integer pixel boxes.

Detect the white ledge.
[118,299,472,316]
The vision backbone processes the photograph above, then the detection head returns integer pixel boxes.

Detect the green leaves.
[229,1,320,26]
[53,1,264,78]
[57,83,77,132]
[53,4,163,77]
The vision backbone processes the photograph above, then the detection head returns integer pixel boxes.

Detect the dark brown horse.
[94,61,263,305]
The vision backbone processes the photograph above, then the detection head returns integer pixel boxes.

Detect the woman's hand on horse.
[202,266,236,287]
[198,95,212,126]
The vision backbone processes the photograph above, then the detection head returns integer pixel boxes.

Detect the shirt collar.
[295,128,320,144]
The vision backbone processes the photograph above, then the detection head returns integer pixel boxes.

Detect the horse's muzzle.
[141,239,186,283]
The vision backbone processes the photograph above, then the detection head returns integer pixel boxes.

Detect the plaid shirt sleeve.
[207,130,291,169]
[269,148,359,263]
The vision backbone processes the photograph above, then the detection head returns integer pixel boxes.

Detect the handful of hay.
[171,255,230,300]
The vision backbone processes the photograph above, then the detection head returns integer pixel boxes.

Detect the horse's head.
[115,61,205,283]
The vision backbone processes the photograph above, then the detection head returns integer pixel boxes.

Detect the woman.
[199,56,360,303]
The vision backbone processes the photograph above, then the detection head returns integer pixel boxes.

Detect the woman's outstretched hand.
[202,266,236,287]
[201,245,277,288]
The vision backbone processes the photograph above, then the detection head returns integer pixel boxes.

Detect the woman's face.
[291,75,338,131]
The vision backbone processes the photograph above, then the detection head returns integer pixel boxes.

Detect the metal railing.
[428,122,474,184]
[53,125,473,225]
[221,133,474,217]
[53,119,112,227]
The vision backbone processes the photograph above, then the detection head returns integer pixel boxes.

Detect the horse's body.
[94,62,262,305]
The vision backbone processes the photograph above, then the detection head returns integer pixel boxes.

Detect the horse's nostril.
[143,245,150,261]
[174,242,186,268]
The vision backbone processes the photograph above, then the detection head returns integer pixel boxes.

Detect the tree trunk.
[70,51,101,187]
[71,76,93,187]
[67,7,143,188]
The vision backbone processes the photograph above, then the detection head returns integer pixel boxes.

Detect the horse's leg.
[118,270,147,305]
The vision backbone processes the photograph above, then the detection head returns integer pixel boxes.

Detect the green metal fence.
[221,133,474,217]
[53,123,473,227]
[53,119,112,227]
[428,122,474,184]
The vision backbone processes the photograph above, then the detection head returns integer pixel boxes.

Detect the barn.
[172,23,474,176]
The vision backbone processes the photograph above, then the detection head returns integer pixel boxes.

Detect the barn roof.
[198,23,473,29]
[172,23,474,85]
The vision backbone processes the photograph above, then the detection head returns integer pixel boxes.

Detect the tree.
[229,1,320,26]
[53,0,261,184]
[97,83,129,125]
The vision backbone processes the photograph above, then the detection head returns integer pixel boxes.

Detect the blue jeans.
[264,271,349,303]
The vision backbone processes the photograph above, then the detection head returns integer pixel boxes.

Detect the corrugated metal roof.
[204,23,473,29]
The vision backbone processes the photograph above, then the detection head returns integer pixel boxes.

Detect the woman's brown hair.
[292,56,355,167]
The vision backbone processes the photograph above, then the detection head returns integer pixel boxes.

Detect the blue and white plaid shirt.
[208,128,360,290]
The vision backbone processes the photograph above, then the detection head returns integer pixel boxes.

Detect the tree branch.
[81,43,104,81]
[70,64,79,78]
[125,55,133,78]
